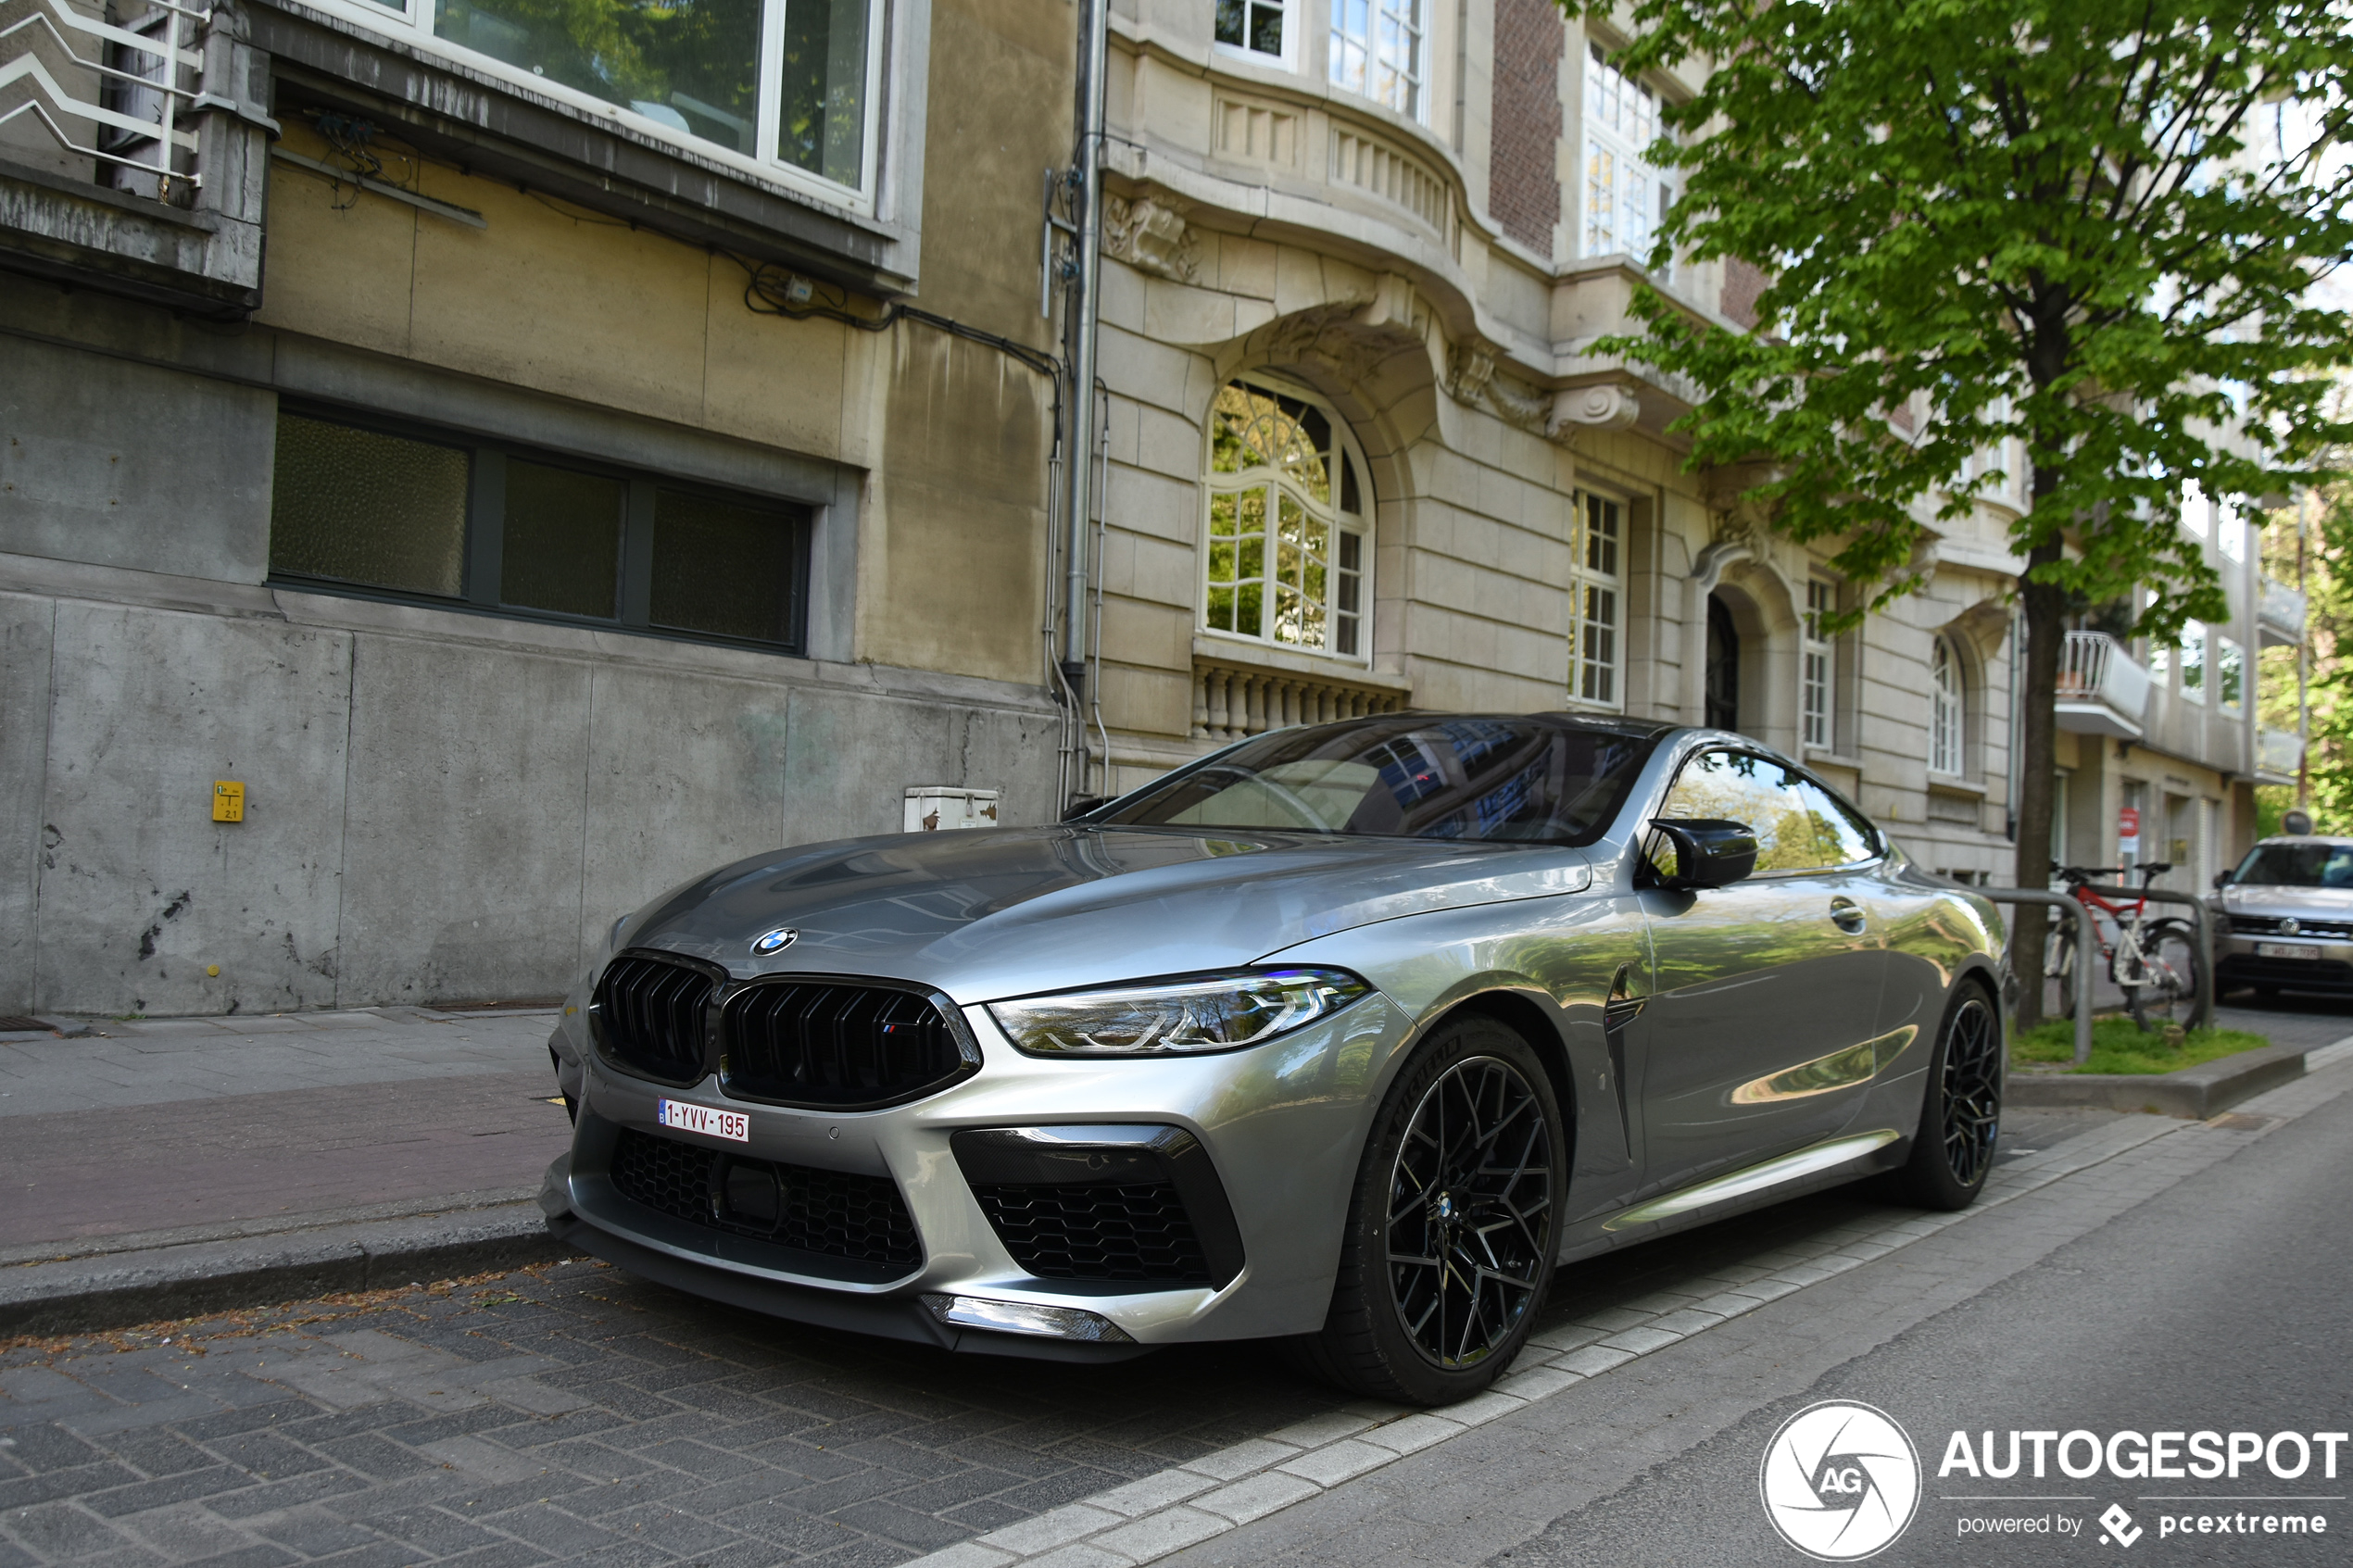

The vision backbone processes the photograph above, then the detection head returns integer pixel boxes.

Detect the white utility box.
[904,787,1000,832]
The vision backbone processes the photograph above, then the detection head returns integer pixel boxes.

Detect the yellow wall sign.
[212,781,245,822]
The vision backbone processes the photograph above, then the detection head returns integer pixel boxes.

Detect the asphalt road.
[1497,1056,2353,1567]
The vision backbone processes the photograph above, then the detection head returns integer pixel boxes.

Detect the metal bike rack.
[1980,890,2095,1065]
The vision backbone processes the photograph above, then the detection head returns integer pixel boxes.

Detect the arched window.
[1930,636,1966,776]
[1202,377,1372,660]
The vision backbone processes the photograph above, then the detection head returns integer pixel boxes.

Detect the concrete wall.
[0,554,1059,1015]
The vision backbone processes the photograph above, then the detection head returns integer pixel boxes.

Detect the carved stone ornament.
[1442,342,1554,436]
[1548,383,1642,436]
[1239,290,1419,387]
[1101,194,1200,283]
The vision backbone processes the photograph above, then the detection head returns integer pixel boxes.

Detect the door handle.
[1829,897,1867,935]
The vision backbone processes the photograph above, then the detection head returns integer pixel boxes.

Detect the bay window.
[1582,43,1673,270]
[327,0,883,204]
[1330,0,1424,119]
[1216,0,1294,67]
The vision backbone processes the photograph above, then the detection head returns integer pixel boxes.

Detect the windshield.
[1090,716,1665,846]
[2233,842,2353,888]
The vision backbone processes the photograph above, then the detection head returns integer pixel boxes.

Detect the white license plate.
[2256,942,2322,960]
[658,1098,749,1141]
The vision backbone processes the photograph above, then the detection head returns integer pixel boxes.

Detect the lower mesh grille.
[609,1128,922,1271]
[970,1182,1211,1284]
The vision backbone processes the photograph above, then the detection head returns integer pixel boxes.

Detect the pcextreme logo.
[1760,1400,1923,1561]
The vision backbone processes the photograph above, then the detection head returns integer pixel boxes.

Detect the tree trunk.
[2011,539,2067,1032]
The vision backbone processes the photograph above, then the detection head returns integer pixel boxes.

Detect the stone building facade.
[0,0,2305,1016]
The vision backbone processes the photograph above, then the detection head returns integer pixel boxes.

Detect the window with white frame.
[1803,579,1836,749]
[1930,635,1966,776]
[1582,43,1673,268]
[1203,378,1370,659]
[2218,508,2246,562]
[2217,635,2245,709]
[1571,492,1624,707]
[1329,0,1423,118]
[2180,621,2207,703]
[320,0,883,203]
[1215,0,1293,67]
[2182,483,2212,536]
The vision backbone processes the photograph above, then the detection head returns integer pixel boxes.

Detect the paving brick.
[82,1468,253,1518]
[202,1471,375,1521]
[2,1501,140,1561]
[0,1463,145,1512]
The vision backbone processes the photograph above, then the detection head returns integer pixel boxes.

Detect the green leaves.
[1581,0,2353,634]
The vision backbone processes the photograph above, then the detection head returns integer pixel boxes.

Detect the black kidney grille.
[724,983,969,1108]
[609,1128,921,1271]
[970,1182,1212,1285]
[595,955,714,1082]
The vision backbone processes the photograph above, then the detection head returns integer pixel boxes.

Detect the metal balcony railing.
[2259,575,2308,647]
[1,0,208,198]
[2053,631,2152,738]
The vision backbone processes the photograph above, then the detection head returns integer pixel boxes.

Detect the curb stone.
[0,1201,573,1336]
[2007,1042,2306,1117]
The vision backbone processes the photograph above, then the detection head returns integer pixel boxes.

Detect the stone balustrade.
[1190,657,1407,741]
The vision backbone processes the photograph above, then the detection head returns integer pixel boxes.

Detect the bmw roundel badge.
[750,928,799,956]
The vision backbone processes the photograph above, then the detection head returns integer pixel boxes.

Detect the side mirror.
[2211,870,2233,889]
[1647,819,1759,890]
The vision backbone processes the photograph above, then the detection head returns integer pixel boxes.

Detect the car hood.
[2219,884,2353,921]
[621,824,1594,1001]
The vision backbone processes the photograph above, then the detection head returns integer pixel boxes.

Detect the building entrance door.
[1705,596,1741,733]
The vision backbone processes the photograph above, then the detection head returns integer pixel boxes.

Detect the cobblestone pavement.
[0,1114,2115,1568]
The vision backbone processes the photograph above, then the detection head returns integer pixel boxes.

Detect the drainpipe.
[1061,0,1110,759]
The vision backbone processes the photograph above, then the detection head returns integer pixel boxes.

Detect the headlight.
[988,968,1371,1058]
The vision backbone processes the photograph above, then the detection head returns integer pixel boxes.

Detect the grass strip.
[2012,1017,2271,1076]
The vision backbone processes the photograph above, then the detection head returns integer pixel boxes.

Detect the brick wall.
[1490,0,1564,257]
[1720,256,1768,328]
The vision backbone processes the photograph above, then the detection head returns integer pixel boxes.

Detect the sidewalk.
[0,994,2341,1336]
[0,1008,577,1332]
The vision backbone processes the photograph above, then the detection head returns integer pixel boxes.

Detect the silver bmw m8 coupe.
[540,714,2006,1406]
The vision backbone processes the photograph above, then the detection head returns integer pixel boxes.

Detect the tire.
[1894,983,2002,1210]
[2045,927,2079,1020]
[1296,1013,1565,1407]
[2127,920,2202,1031]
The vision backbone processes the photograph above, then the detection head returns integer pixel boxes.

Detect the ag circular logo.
[1758,1399,1920,1561]
[749,928,798,956]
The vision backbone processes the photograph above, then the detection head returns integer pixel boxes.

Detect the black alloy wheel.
[1895,984,2001,1210]
[1387,1056,1555,1368]
[1298,1014,1564,1406]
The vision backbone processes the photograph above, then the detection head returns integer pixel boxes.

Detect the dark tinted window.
[2234,843,2353,888]
[1094,717,1663,846]
[269,407,809,654]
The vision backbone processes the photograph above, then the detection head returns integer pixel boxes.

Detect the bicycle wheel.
[2131,920,2204,1029]
[2044,926,2079,1021]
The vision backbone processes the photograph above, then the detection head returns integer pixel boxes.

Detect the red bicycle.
[2044,863,2204,1031]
